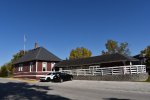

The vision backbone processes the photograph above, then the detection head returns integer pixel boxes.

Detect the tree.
[10,50,27,74]
[11,50,27,63]
[118,42,130,55]
[101,40,130,55]
[105,40,118,54]
[0,65,8,77]
[140,46,150,66]
[0,50,27,77]
[69,47,92,59]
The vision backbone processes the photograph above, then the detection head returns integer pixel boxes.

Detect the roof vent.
[34,42,38,49]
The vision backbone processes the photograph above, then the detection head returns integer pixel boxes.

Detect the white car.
[40,72,55,82]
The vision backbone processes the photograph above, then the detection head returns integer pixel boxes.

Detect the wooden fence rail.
[60,65,146,76]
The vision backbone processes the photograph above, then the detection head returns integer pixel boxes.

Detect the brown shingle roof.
[55,53,139,67]
[14,47,61,64]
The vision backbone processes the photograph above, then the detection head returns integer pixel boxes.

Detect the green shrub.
[0,65,8,77]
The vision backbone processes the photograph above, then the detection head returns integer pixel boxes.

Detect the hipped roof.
[14,47,61,64]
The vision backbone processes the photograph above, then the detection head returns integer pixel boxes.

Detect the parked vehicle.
[40,72,73,82]
[40,72,55,82]
[52,72,73,82]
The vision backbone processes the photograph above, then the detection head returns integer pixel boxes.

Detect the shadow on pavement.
[0,82,71,100]
[103,98,131,100]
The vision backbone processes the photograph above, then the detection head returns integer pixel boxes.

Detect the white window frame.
[18,64,23,72]
[42,62,47,72]
[20,66,23,71]
[30,62,33,72]
[18,67,20,71]
[51,62,55,71]
[36,61,38,72]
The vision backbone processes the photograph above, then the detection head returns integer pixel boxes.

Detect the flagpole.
[24,34,26,54]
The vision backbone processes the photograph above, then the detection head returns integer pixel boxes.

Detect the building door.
[30,62,33,72]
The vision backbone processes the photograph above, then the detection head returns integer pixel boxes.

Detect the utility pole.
[24,34,26,54]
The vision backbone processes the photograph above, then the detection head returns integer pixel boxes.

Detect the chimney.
[34,42,38,49]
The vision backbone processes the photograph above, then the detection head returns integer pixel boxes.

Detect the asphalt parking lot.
[0,78,150,100]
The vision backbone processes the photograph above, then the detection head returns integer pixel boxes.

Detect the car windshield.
[53,72,61,75]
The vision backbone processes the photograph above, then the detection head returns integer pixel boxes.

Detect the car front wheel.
[47,77,51,82]
[70,77,73,81]
[60,78,63,83]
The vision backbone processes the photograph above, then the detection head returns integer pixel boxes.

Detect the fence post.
[142,66,144,73]
[84,69,86,76]
[70,70,72,75]
[101,69,103,76]
[136,66,138,74]
[130,66,132,74]
[76,70,78,76]
[123,66,126,75]
[93,67,94,75]
[111,68,113,75]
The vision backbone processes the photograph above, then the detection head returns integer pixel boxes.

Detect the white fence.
[61,65,146,76]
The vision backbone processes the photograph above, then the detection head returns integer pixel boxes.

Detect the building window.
[18,67,20,71]
[51,62,55,71]
[42,62,47,71]
[30,62,33,72]
[20,66,23,71]
[18,64,23,71]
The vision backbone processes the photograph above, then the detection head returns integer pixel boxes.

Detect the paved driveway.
[0,78,150,100]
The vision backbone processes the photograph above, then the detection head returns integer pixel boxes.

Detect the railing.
[60,65,146,76]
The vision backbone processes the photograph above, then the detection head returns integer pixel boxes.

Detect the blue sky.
[0,0,150,66]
